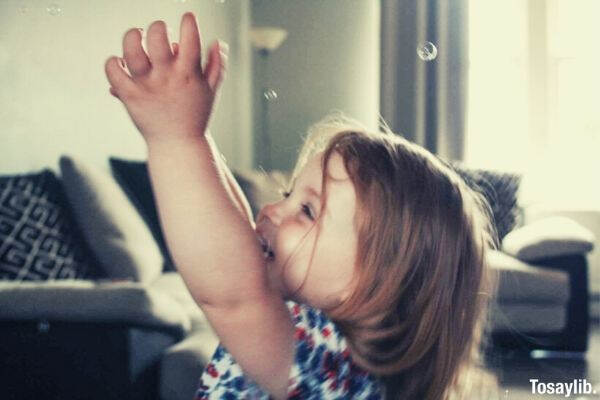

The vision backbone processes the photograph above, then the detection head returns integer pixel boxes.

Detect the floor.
[484,320,600,400]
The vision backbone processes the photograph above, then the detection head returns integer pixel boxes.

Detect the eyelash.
[282,191,314,220]
[301,204,314,220]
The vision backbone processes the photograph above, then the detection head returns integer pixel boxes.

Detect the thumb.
[205,40,227,92]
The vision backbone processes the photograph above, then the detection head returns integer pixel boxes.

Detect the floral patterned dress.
[194,300,383,399]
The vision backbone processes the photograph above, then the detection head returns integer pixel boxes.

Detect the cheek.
[312,231,358,286]
[275,221,316,288]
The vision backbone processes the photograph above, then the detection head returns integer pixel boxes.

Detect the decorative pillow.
[109,158,289,268]
[450,162,522,240]
[0,169,99,281]
[232,169,290,217]
[502,216,595,261]
[59,156,163,283]
[109,157,176,272]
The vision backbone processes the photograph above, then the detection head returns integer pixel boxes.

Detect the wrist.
[145,134,210,155]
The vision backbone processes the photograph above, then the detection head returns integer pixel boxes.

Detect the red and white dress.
[194,300,383,399]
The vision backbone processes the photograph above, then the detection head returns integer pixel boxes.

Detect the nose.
[256,201,284,227]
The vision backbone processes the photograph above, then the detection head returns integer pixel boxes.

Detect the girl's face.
[255,151,359,310]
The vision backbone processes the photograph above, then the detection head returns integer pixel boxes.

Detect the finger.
[122,28,151,77]
[172,42,179,57]
[178,12,202,70]
[147,20,174,65]
[105,56,136,98]
[205,41,227,91]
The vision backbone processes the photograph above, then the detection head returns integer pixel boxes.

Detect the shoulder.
[285,300,384,399]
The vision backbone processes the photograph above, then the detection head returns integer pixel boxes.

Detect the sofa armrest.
[0,279,191,338]
[502,216,595,262]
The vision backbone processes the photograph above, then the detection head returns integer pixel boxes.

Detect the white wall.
[251,0,380,172]
[0,0,252,174]
[0,0,380,175]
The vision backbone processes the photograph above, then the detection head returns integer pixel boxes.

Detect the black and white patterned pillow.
[450,163,522,240]
[0,169,99,281]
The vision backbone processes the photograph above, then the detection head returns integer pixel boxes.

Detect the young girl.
[105,13,499,399]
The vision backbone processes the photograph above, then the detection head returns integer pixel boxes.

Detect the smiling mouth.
[258,236,275,261]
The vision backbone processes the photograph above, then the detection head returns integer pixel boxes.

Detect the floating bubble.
[46,3,62,16]
[417,41,437,61]
[263,89,278,101]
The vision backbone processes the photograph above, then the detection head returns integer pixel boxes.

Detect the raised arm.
[104,13,294,399]
[205,132,255,226]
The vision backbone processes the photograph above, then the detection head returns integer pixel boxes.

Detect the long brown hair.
[289,115,499,399]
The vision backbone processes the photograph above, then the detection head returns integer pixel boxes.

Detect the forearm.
[146,137,267,307]
[205,133,254,226]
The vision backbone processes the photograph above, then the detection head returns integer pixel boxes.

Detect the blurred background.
[0,0,379,174]
[1,2,600,398]
[0,0,600,291]
[1,0,598,295]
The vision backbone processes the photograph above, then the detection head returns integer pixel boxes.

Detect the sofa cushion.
[59,155,163,283]
[109,157,290,264]
[109,157,177,272]
[488,250,569,304]
[150,272,208,332]
[502,216,595,261]
[489,303,566,333]
[233,169,290,217]
[451,163,522,240]
[160,329,219,400]
[0,169,98,281]
[0,279,191,337]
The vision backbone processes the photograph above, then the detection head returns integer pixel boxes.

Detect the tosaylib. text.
[529,378,596,397]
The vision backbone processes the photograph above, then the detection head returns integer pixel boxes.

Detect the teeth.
[258,235,274,260]
[258,236,267,249]
[263,249,273,260]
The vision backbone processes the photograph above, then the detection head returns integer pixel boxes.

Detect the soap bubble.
[263,89,278,101]
[46,3,62,16]
[417,41,437,61]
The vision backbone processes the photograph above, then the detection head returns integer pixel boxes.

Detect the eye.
[301,204,315,220]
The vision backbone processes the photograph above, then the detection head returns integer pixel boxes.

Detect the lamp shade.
[250,27,288,52]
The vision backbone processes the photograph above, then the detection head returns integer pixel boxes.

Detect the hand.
[105,12,226,143]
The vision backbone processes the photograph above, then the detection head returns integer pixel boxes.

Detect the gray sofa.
[0,154,595,400]
[488,217,594,355]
